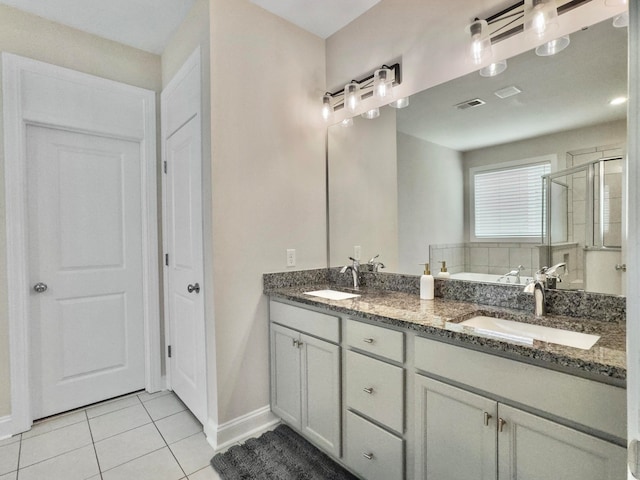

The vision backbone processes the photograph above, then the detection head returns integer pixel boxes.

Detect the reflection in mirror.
[328,18,627,295]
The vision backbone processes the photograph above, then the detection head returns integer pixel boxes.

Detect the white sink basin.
[459,316,600,350]
[304,289,361,300]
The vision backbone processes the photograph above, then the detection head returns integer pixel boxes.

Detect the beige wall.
[397,133,464,275]
[328,107,399,271]
[0,5,161,419]
[210,0,326,423]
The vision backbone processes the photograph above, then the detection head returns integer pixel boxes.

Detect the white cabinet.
[415,375,626,480]
[270,308,341,457]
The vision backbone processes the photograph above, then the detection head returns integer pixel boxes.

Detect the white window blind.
[474,162,550,238]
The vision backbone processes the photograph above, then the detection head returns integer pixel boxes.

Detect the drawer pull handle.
[498,418,507,432]
[363,387,374,394]
[483,412,492,426]
[362,452,374,460]
[363,338,375,344]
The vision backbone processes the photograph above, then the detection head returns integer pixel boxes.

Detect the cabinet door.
[415,375,497,480]
[498,404,626,480]
[301,333,341,457]
[270,323,301,427]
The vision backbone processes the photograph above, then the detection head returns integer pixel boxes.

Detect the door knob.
[187,283,200,294]
[33,282,48,293]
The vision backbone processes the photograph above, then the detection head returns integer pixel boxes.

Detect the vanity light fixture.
[523,0,559,41]
[535,35,570,56]
[389,97,410,108]
[344,82,361,113]
[361,108,380,120]
[479,59,508,77]
[321,94,333,121]
[321,63,402,123]
[612,12,629,28]
[466,19,492,65]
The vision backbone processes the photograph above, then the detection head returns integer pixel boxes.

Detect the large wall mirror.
[328,18,627,295]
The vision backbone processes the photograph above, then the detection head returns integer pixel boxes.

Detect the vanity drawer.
[346,319,404,363]
[270,300,340,343]
[345,411,403,480]
[345,350,403,433]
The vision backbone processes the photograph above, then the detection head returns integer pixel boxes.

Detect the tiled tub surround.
[264,270,626,384]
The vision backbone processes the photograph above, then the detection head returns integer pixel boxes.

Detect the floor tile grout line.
[85,409,104,480]
[98,445,168,476]
[15,433,22,480]
[141,396,188,478]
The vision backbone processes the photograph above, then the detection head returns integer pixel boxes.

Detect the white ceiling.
[0,0,196,54]
[249,0,381,38]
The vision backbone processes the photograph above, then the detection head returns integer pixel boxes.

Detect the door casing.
[2,53,161,436]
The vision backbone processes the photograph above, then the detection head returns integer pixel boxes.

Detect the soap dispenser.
[438,261,451,278]
[420,263,434,300]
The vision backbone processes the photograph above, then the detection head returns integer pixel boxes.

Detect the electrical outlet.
[354,245,361,261]
[286,249,296,267]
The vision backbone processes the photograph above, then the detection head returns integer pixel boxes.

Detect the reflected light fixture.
[524,0,559,40]
[466,19,492,65]
[613,12,629,28]
[361,108,380,120]
[344,82,361,113]
[609,96,628,106]
[479,59,508,77]
[374,67,394,100]
[390,97,410,108]
[535,35,570,56]
[341,118,354,127]
[321,94,332,121]
[605,0,627,5]
[320,63,401,124]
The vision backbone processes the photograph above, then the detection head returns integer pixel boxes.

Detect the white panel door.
[165,115,207,423]
[27,125,145,419]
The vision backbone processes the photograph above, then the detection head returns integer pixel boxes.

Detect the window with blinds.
[473,162,550,239]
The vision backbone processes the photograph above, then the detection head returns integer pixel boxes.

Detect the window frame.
[469,154,557,243]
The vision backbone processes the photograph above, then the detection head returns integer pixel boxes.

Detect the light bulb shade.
[344,82,360,113]
[361,108,380,120]
[340,118,354,127]
[524,0,559,40]
[321,94,332,121]
[613,12,629,28]
[479,59,508,77]
[374,68,394,100]
[535,35,570,56]
[390,97,410,108]
[466,20,492,66]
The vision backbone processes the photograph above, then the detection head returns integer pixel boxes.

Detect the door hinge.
[163,161,167,174]
[165,253,169,266]
[168,345,172,358]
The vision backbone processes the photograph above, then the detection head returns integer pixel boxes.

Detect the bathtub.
[449,272,533,285]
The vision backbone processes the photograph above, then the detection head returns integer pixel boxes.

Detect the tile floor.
[0,390,226,480]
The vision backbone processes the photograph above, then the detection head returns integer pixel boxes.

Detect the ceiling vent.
[494,86,522,99]
[454,98,486,110]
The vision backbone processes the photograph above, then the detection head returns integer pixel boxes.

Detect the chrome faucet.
[502,265,524,283]
[367,254,385,273]
[533,278,546,317]
[543,262,567,279]
[340,257,360,289]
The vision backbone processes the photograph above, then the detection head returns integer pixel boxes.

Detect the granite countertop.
[268,284,626,385]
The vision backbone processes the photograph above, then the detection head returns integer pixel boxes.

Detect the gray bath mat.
[211,424,358,479]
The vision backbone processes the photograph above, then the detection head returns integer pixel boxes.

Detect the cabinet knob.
[498,417,507,432]
[362,452,374,460]
[483,411,492,426]
[363,338,375,344]
[363,387,374,394]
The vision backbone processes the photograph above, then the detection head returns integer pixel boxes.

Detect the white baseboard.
[0,415,15,441]
[205,405,280,452]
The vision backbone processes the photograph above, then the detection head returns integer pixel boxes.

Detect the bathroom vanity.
[267,279,626,480]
